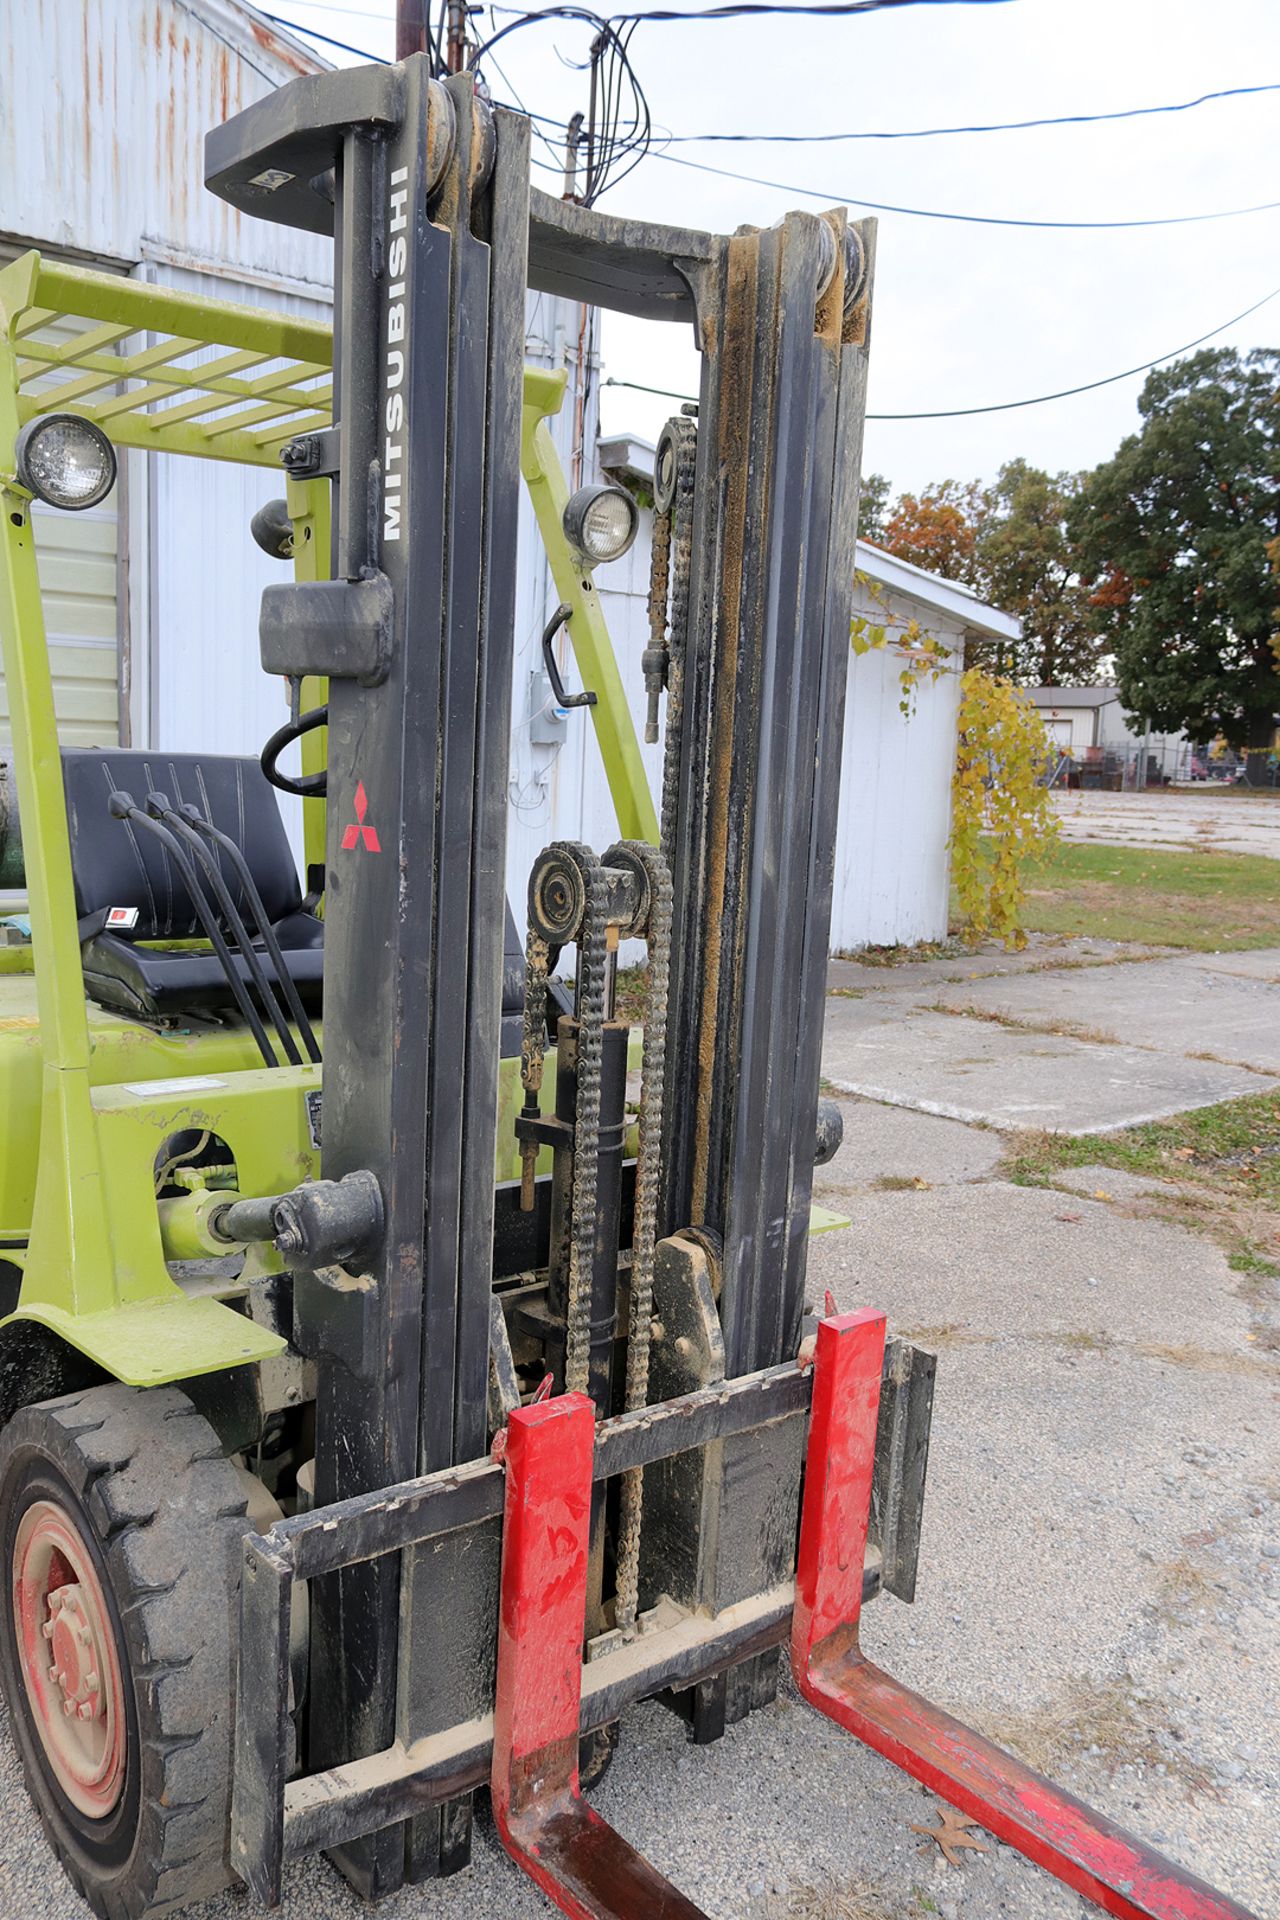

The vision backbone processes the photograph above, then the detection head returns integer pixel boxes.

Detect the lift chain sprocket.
[603,839,673,1634]
[658,416,698,855]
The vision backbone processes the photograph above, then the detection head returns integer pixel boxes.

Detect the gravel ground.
[1,1093,1276,1920]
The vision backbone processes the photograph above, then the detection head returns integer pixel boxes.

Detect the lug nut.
[77,1701,96,1721]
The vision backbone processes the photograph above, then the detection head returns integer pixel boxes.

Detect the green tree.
[977,460,1100,686]
[858,471,891,544]
[1072,348,1280,750]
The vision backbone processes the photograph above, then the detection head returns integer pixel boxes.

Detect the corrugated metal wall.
[1,0,333,832]
[138,261,331,852]
[26,500,120,748]
[0,0,329,291]
[0,246,124,749]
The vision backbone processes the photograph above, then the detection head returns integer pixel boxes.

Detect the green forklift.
[0,54,1256,1920]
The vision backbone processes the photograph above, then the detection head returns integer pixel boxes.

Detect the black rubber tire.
[0,1384,248,1920]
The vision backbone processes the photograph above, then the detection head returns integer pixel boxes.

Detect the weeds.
[979,1677,1213,1796]
[765,1878,900,1920]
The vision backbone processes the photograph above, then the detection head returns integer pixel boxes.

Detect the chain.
[659,417,698,855]
[518,930,552,1209]
[611,840,673,1634]
[554,842,610,1397]
[642,507,672,745]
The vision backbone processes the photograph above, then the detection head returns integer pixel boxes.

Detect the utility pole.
[395,0,428,61]
[396,0,467,69]
[445,1,468,72]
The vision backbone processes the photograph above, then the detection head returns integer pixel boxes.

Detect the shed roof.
[1027,686,1120,708]
[598,432,1021,643]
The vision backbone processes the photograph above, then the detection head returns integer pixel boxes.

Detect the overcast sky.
[273,0,1279,497]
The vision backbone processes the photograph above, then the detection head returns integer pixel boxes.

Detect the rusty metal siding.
[0,0,331,293]
[142,260,331,854]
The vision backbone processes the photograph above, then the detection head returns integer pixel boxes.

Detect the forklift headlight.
[14,413,117,511]
[562,484,638,568]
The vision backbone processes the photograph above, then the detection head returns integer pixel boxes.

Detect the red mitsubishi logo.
[340,780,382,853]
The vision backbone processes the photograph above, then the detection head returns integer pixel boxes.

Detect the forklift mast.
[208,57,870,1899]
[202,57,1258,1920]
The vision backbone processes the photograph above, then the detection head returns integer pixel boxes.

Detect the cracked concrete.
[822,946,1280,1133]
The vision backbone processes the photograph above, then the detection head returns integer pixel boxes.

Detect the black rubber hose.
[179,804,321,1065]
[146,795,302,1068]
[107,794,278,1068]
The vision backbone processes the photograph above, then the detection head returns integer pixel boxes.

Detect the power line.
[656,82,1280,143]
[645,145,1280,230]
[264,12,388,60]
[603,281,1280,421]
[269,12,1279,152]
[267,15,1280,231]
[515,0,1013,17]
[259,13,1280,400]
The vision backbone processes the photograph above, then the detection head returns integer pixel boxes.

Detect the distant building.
[1026,687,1192,783]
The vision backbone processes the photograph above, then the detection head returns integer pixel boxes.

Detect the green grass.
[1004,1089,1280,1201]
[1007,840,1280,950]
[1002,1091,1280,1286]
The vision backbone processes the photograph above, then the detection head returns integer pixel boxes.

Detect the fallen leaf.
[1092,1188,1113,1202]
[911,1806,991,1868]
[1054,1211,1083,1224]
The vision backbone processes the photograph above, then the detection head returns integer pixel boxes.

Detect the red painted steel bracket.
[791,1309,1260,1920]
[491,1392,709,1920]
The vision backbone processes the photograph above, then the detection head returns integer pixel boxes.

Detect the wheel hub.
[13,1499,126,1818]
[46,1584,104,1720]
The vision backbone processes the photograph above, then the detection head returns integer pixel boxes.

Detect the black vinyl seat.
[63,749,324,1021]
[63,747,564,1051]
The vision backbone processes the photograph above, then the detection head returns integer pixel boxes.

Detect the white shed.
[573,440,1021,952]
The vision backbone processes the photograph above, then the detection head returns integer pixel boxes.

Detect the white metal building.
[1,0,333,772]
[4,0,1020,952]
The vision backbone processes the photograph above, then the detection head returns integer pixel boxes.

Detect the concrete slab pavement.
[813,1097,1004,1195]
[821,999,1273,1133]
[930,952,1280,1075]
[1053,790,1280,859]
[827,933,1173,997]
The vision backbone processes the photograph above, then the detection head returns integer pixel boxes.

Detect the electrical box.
[528,669,568,746]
